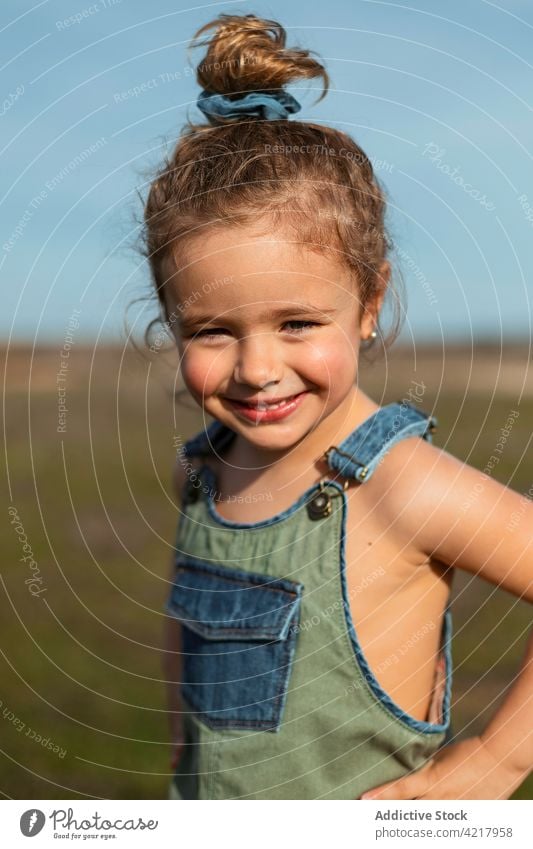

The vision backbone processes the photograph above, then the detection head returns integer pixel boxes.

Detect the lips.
[223,391,308,422]
[229,393,301,410]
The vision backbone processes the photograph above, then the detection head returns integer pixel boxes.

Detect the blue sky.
[2,0,533,344]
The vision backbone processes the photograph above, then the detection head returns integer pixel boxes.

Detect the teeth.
[244,395,296,410]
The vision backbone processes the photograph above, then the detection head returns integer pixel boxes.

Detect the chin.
[236,428,311,454]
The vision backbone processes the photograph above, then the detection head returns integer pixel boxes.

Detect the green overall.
[166,400,453,800]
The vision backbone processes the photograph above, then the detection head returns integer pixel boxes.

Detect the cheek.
[180,348,226,398]
[298,333,357,388]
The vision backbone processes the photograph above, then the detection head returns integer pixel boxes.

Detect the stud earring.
[362,329,377,342]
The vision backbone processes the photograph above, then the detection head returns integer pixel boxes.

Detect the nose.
[232,332,282,389]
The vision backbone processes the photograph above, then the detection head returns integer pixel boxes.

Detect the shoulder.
[372,430,519,513]
[371,435,533,597]
[365,434,455,540]
[370,434,468,508]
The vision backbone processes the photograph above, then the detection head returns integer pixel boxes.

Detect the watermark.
[20,810,45,837]
[0,699,66,759]
[293,566,386,636]
[506,480,533,532]
[55,0,121,30]
[114,54,258,104]
[422,142,496,211]
[7,505,47,596]
[3,138,107,254]
[395,244,438,306]
[344,619,437,696]
[379,379,427,445]
[46,137,108,192]
[49,808,158,835]
[373,620,436,675]
[1,84,25,117]
[364,379,429,476]
[150,274,234,353]
[3,190,47,255]
[172,434,207,492]
[317,210,389,247]
[172,435,274,505]
[217,490,274,505]
[461,409,520,511]
[57,308,82,433]
[263,143,394,173]
[400,379,426,409]
[517,193,533,229]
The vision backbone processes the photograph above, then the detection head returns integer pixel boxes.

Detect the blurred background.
[1,0,532,798]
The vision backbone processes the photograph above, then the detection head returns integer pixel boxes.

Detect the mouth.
[225,392,304,410]
[222,391,309,422]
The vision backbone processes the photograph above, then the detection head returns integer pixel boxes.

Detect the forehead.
[164,227,359,319]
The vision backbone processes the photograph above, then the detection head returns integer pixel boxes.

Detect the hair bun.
[188,13,329,100]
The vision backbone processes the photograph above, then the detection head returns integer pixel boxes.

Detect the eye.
[283,320,321,333]
[190,328,229,340]
[188,320,321,341]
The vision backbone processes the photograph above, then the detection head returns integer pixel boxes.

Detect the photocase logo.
[20,809,45,836]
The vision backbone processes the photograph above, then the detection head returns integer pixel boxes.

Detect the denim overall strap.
[323,400,437,483]
[180,401,437,474]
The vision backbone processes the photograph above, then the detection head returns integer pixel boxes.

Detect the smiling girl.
[142,13,533,800]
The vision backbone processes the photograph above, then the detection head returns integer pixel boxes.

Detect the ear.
[359,261,390,337]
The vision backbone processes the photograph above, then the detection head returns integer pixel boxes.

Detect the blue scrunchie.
[197,88,301,122]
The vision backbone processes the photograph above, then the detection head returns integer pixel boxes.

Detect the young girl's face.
[164,224,386,457]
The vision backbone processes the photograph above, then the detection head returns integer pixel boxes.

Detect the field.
[1,341,531,799]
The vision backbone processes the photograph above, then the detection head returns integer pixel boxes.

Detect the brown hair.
[136,13,403,361]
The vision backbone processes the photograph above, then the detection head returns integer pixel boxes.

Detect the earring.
[363,330,377,342]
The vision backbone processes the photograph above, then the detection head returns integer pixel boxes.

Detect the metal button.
[307,489,332,520]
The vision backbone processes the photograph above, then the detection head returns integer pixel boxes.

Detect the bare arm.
[404,444,533,779]
[360,439,533,798]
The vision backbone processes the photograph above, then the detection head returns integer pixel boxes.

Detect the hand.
[359,735,528,800]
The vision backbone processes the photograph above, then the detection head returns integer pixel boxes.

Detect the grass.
[1,341,531,799]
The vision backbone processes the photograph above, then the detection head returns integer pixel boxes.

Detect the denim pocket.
[166,556,304,732]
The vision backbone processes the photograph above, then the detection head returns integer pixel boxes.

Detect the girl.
[144,13,533,800]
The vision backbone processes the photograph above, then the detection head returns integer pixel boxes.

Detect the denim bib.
[166,400,453,799]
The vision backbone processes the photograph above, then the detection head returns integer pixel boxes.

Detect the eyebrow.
[178,304,338,328]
